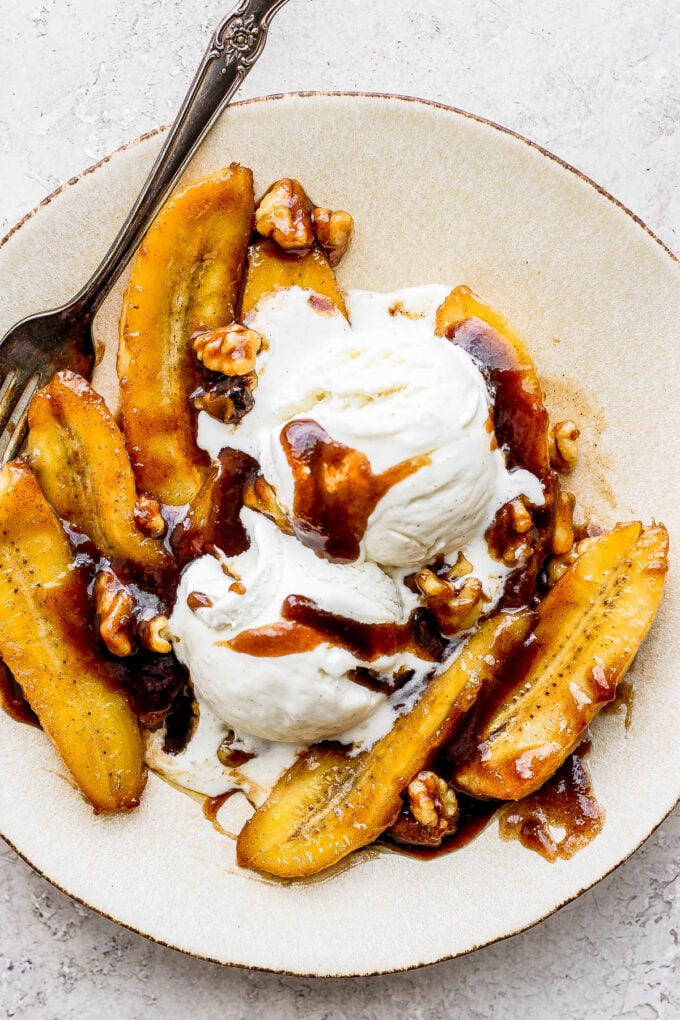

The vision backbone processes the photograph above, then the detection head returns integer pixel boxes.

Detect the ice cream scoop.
[198,286,543,569]
[168,509,431,743]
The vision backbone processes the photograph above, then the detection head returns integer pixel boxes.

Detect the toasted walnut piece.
[408,771,459,830]
[552,490,576,555]
[485,499,536,567]
[415,569,484,636]
[549,420,580,472]
[133,494,166,538]
[311,207,354,266]
[244,476,294,535]
[138,615,172,655]
[191,372,257,424]
[509,497,533,535]
[255,178,314,251]
[447,552,473,580]
[94,568,136,657]
[193,323,263,376]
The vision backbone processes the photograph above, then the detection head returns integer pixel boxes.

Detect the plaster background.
[1,1,679,1016]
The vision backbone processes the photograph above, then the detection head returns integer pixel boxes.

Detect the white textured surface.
[1,0,679,1015]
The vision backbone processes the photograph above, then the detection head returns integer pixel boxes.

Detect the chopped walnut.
[415,569,484,636]
[447,552,474,580]
[134,494,166,538]
[244,476,294,535]
[255,178,314,251]
[509,497,533,535]
[94,568,136,657]
[486,499,536,567]
[138,615,172,655]
[311,207,354,266]
[191,372,257,424]
[408,771,459,831]
[192,323,262,376]
[549,420,580,473]
[552,490,576,555]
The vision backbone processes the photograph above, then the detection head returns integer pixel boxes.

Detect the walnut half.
[415,569,484,636]
[408,771,459,831]
[255,178,314,251]
[311,207,354,266]
[386,770,460,846]
[192,323,262,377]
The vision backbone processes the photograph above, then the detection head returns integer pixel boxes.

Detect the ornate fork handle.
[74,0,290,318]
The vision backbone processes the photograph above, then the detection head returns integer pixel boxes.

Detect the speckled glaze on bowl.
[0,93,679,977]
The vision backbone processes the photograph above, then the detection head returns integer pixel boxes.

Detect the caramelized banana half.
[237,610,531,878]
[435,286,550,478]
[119,163,255,505]
[0,459,145,811]
[453,522,669,800]
[240,238,348,319]
[27,370,172,584]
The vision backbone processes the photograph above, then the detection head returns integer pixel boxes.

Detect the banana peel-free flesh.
[0,459,146,811]
[118,163,254,505]
[237,610,531,878]
[26,370,172,585]
[240,238,348,319]
[453,522,669,800]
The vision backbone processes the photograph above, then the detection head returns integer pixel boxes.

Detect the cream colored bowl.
[0,93,678,976]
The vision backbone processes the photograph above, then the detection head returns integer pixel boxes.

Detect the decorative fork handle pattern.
[209,0,289,73]
[74,0,290,318]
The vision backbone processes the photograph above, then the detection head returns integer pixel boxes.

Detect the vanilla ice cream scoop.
[168,509,431,743]
[199,286,543,568]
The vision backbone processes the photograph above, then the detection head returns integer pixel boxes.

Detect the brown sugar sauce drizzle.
[171,448,259,564]
[281,418,431,562]
[497,741,604,861]
[222,597,450,691]
[203,790,241,837]
[381,744,603,863]
[0,660,39,728]
[444,317,549,480]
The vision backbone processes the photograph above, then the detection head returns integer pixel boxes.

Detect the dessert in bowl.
[0,156,667,879]
[0,93,677,973]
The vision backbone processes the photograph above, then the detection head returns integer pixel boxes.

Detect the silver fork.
[0,0,290,463]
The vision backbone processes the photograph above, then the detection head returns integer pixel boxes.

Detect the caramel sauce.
[187,591,214,611]
[0,660,39,728]
[446,317,550,480]
[498,742,604,861]
[280,419,430,562]
[226,621,326,657]
[220,595,450,688]
[156,673,195,755]
[203,790,240,837]
[171,447,259,564]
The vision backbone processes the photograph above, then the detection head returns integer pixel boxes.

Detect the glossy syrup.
[281,418,430,562]
[221,595,450,690]
[497,742,604,861]
[445,316,549,480]
[0,661,39,728]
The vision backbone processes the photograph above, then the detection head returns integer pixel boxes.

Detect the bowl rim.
[1,89,678,978]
